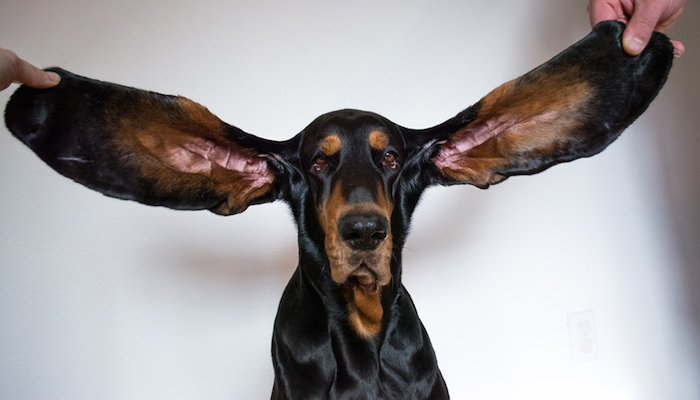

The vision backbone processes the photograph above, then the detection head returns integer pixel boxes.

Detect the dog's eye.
[382,151,399,169]
[312,156,328,172]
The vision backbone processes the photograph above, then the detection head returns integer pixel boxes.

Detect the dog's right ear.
[5,68,295,215]
[409,21,673,189]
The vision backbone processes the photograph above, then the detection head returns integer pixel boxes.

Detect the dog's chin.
[331,258,392,293]
[344,264,381,293]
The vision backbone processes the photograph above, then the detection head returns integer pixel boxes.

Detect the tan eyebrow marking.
[320,134,342,156]
[369,130,388,151]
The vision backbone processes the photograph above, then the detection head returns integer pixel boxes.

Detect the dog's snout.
[338,213,388,251]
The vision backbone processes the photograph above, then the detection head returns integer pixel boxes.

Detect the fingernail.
[625,37,645,55]
[673,48,682,58]
[47,71,61,85]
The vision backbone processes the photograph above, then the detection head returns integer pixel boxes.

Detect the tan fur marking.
[375,181,393,216]
[369,130,388,151]
[318,184,350,284]
[477,68,590,126]
[345,286,384,338]
[437,66,592,186]
[176,97,226,133]
[321,134,342,156]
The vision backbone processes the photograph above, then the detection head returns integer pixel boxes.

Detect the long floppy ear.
[422,21,673,188]
[5,68,293,215]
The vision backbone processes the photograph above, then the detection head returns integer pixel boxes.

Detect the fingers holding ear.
[587,0,685,57]
[15,62,62,89]
[0,48,60,91]
[622,0,685,56]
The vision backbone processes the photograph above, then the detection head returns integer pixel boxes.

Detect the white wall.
[1,1,698,399]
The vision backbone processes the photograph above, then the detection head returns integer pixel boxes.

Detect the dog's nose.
[338,214,388,250]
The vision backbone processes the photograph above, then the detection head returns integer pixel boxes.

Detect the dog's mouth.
[342,263,380,293]
[331,249,392,292]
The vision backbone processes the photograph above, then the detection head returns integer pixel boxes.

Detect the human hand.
[0,48,61,91]
[588,0,685,57]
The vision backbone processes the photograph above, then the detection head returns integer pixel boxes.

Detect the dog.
[4,21,672,399]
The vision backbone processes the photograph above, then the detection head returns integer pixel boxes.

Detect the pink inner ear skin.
[434,116,516,170]
[158,136,275,188]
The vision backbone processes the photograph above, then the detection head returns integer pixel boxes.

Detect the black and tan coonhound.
[4,22,673,399]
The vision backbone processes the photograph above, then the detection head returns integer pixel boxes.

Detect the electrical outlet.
[568,310,599,364]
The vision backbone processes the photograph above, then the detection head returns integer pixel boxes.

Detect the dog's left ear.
[422,21,673,188]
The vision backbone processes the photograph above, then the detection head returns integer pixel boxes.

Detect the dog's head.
[300,110,402,291]
[294,110,406,336]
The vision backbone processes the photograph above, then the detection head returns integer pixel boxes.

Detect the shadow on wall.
[651,1,700,365]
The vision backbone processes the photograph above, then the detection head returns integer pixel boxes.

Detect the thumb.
[15,59,61,88]
[622,2,660,56]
